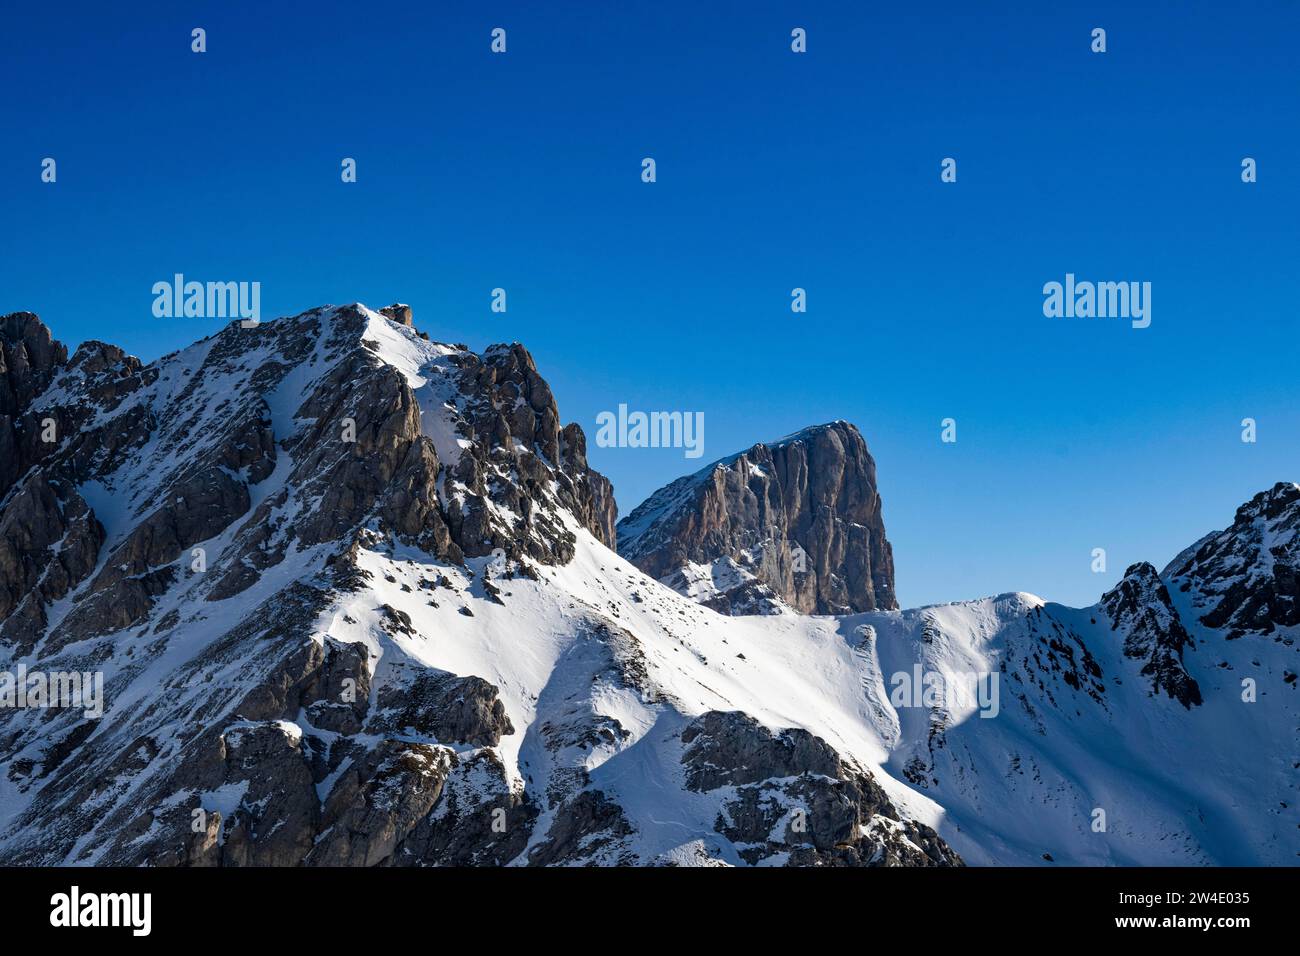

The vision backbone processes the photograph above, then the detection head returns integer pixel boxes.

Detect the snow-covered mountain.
[0,305,1294,866]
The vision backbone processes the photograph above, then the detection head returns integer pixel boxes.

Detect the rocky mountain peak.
[1100,562,1202,708]
[1164,480,1300,638]
[377,303,414,327]
[0,303,616,655]
[1233,480,1300,523]
[616,420,896,615]
[1,312,71,496]
[1,312,67,418]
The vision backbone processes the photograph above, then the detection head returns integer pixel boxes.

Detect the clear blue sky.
[2,1,1296,608]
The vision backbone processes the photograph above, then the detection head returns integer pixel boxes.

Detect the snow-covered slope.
[0,306,1294,866]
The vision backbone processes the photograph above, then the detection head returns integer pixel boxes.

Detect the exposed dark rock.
[216,722,320,867]
[588,470,618,550]
[389,750,534,866]
[373,670,514,747]
[618,421,896,614]
[527,788,636,866]
[235,635,371,734]
[680,710,962,867]
[378,303,414,327]
[1,312,69,498]
[380,437,461,562]
[0,312,66,416]
[0,474,104,652]
[1101,563,1202,708]
[1165,482,1300,639]
[439,344,615,562]
[681,710,842,791]
[308,741,452,866]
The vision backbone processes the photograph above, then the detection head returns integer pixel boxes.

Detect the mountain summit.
[616,421,897,616]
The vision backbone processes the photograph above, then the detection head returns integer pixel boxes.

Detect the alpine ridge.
[0,304,1294,867]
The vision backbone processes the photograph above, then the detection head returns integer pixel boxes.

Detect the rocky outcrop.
[1101,563,1202,708]
[372,670,514,747]
[1,314,151,504]
[680,711,961,866]
[0,312,66,417]
[388,749,535,866]
[234,635,372,733]
[307,741,453,866]
[439,344,614,562]
[617,421,896,615]
[526,789,636,866]
[680,710,841,790]
[588,470,618,551]
[0,474,104,652]
[1,312,69,499]
[378,303,413,327]
[0,318,146,645]
[1164,481,1300,639]
[213,722,320,867]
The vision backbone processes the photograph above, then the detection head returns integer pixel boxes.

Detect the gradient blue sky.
[2,1,1296,608]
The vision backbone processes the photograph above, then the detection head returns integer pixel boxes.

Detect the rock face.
[1100,563,1202,708]
[378,303,413,327]
[1,313,68,500]
[1095,484,1300,710]
[680,711,961,866]
[587,471,618,551]
[617,421,896,615]
[1,312,67,423]
[1164,481,1300,639]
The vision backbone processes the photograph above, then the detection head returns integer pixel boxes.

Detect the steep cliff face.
[1,313,69,497]
[587,470,618,551]
[616,421,896,615]
[1100,562,1202,708]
